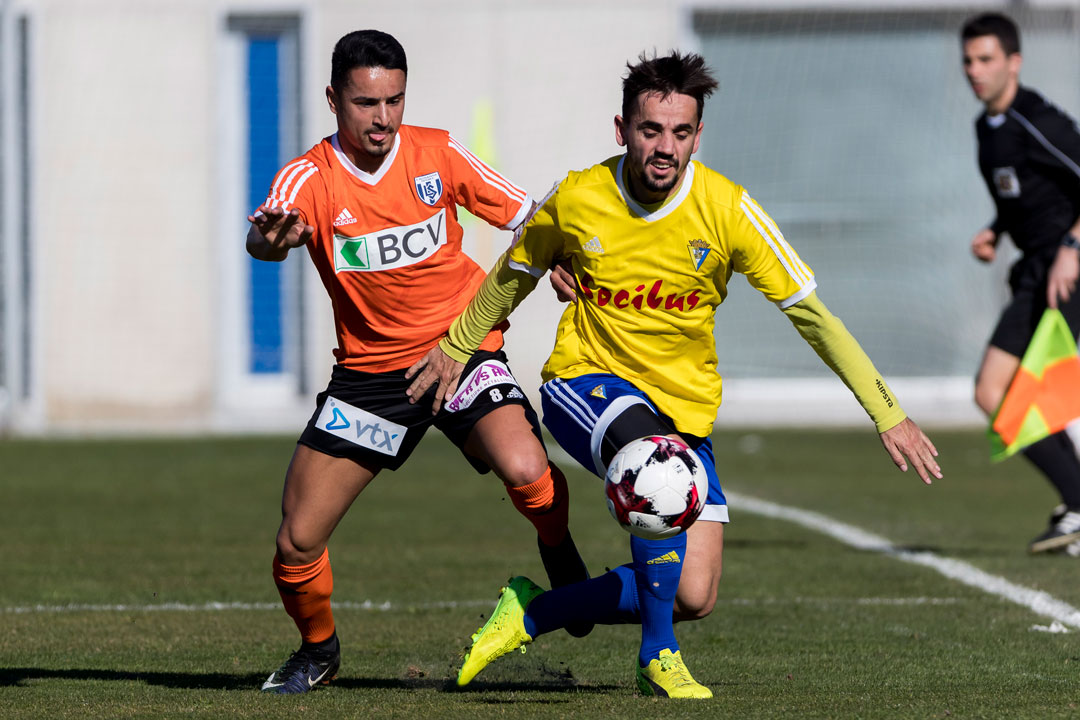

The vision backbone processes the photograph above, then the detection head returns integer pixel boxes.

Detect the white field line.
[5,465,1076,628]
[728,491,1080,630]
[3,600,492,615]
[3,596,963,615]
[717,596,961,606]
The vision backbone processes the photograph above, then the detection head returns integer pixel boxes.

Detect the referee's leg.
[977,340,1080,550]
[974,344,1019,416]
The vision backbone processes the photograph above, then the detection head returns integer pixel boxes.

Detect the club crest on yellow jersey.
[687,239,711,271]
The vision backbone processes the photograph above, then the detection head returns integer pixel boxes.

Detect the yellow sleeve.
[438,252,540,363]
[730,190,817,308]
[782,292,907,433]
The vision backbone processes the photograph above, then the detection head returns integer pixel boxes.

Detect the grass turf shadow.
[0,667,621,694]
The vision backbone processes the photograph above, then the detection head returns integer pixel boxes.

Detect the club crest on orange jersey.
[414,171,443,206]
[687,239,711,271]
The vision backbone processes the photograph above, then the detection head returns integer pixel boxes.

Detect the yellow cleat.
[635,648,713,699]
[457,576,544,686]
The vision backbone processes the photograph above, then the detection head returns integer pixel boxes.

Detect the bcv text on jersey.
[333,209,446,273]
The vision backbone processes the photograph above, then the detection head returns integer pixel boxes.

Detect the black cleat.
[1029,508,1080,554]
[538,531,593,637]
[261,633,341,694]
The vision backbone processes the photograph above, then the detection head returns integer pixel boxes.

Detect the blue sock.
[631,533,686,667]
[523,565,639,637]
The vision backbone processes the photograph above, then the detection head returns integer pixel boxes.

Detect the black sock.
[1021,430,1080,508]
[301,631,339,656]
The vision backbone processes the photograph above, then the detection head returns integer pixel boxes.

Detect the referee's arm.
[1028,107,1080,307]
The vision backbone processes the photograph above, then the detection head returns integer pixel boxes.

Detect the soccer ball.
[604,435,708,540]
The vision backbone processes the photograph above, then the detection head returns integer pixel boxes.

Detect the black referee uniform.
[975,84,1080,540]
[977,85,1080,352]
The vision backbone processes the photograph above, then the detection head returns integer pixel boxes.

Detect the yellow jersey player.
[406,50,942,698]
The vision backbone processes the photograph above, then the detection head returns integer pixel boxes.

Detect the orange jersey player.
[247,29,589,695]
[263,125,530,372]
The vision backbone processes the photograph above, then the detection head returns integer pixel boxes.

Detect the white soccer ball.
[604,435,708,540]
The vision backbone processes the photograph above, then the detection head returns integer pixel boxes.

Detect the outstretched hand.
[405,345,465,414]
[248,206,315,259]
[879,417,942,485]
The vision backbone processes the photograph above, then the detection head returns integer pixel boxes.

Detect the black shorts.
[298,349,542,473]
[989,252,1080,356]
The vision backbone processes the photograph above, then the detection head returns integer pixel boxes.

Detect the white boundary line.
[6,479,1078,631]
[546,444,1079,631]
[3,600,492,615]
[729,491,1080,630]
[2,596,963,615]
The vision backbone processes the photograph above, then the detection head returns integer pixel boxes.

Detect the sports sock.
[273,548,335,645]
[1022,430,1080,508]
[302,631,339,657]
[506,463,569,547]
[631,533,686,667]
[523,564,639,637]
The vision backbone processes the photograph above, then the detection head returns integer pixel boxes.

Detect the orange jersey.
[262,125,532,371]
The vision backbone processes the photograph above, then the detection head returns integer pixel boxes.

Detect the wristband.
[1063,233,1080,250]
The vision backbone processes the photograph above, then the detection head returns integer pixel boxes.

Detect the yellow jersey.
[507,156,816,436]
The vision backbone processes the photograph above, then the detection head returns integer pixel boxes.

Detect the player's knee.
[674,588,717,622]
[674,568,722,621]
[275,524,325,566]
[497,449,550,489]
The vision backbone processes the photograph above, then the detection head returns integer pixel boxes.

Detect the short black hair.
[961,13,1021,56]
[621,51,718,122]
[331,30,408,93]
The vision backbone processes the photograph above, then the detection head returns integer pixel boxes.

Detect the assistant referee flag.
[990,309,1080,461]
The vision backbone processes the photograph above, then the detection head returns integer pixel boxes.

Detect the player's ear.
[326,85,339,115]
[692,121,703,154]
[614,115,627,147]
[1008,51,1023,77]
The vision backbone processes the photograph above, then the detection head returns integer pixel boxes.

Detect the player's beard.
[640,153,683,194]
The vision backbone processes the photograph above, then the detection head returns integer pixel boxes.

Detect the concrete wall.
[2,0,1068,433]
[32,3,218,426]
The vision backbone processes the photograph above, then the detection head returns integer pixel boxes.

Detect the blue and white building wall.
[4,0,1075,433]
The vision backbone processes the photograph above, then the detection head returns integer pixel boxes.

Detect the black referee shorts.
[298,349,543,473]
[990,252,1080,356]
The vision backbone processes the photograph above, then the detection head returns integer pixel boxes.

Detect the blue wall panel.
[247,37,283,374]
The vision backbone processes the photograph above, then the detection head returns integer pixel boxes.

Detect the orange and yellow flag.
[990,308,1080,461]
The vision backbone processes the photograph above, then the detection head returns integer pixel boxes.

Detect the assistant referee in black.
[962,12,1080,554]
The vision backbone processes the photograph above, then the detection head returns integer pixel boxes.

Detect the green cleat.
[457,576,545,686]
[635,648,713,699]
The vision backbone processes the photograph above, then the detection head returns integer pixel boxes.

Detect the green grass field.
[2,429,1079,719]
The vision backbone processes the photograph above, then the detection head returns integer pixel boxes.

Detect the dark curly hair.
[622,51,718,122]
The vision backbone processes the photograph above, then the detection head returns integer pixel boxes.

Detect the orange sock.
[506,463,569,547]
[272,548,335,645]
